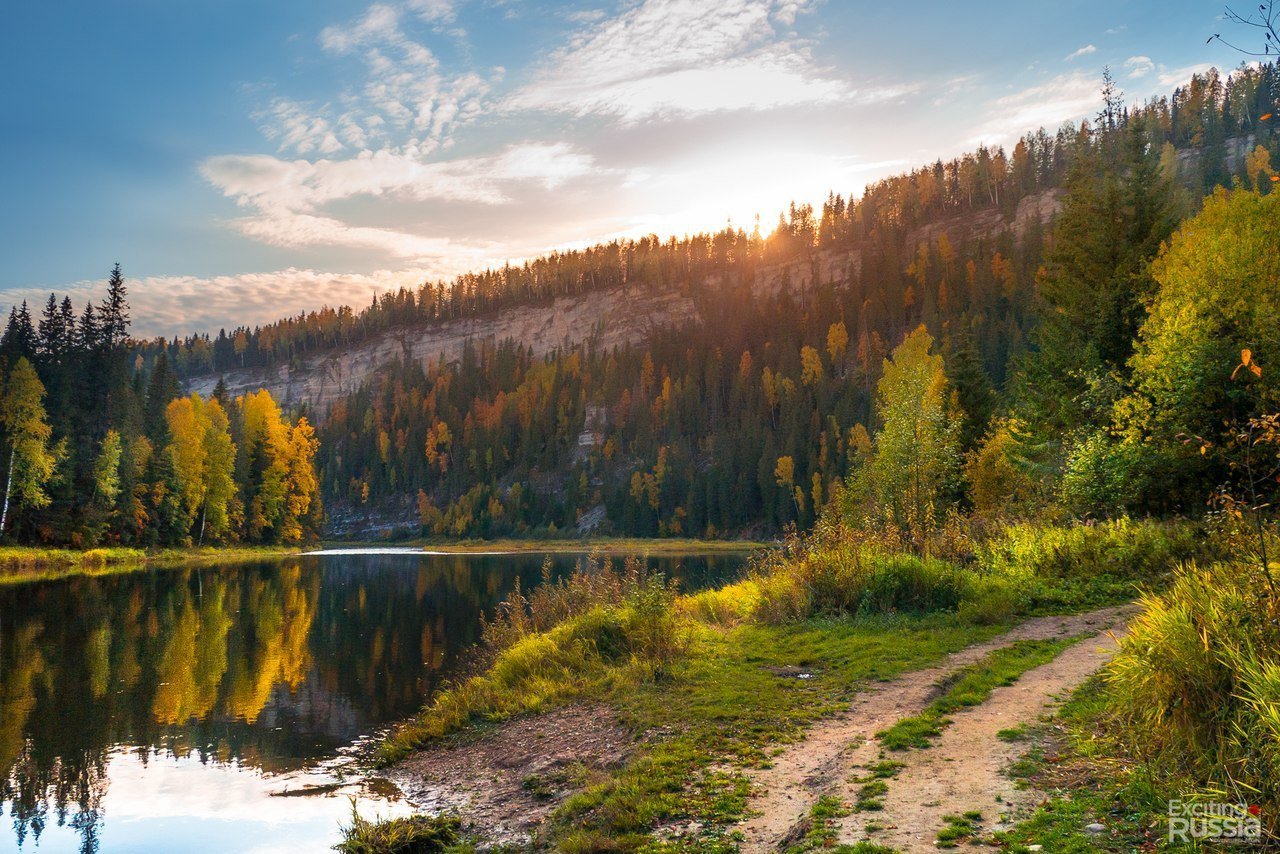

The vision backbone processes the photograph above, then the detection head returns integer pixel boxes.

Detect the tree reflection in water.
[0,551,745,851]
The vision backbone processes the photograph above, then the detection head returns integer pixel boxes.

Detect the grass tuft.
[335,803,461,853]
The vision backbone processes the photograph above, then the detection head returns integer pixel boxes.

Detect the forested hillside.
[2,63,1277,544]
[309,64,1279,539]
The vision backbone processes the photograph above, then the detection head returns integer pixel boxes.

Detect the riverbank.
[321,537,770,556]
[359,518,1232,851]
[0,537,766,585]
[0,544,301,584]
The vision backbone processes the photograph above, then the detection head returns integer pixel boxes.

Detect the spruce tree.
[98,263,130,350]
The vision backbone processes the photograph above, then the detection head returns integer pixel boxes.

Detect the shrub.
[1059,431,1156,517]
[976,517,1199,583]
[752,530,973,622]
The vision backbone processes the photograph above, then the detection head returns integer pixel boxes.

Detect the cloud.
[1157,62,1216,88]
[201,142,600,257]
[257,98,344,155]
[2,268,461,338]
[1065,44,1097,61]
[406,0,457,25]
[505,0,880,121]
[202,142,598,212]
[972,71,1101,144]
[252,3,491,157]
[1124,55,1155,78]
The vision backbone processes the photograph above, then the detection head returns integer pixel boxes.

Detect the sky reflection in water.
[0,550,748,852]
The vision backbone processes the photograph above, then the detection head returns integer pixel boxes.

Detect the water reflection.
[0,550,747,852]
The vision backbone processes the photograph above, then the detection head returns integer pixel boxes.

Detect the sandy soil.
[738,606,1131,852]
[385,704,632,846]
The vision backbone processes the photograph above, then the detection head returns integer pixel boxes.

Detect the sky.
[0,0,1254,337]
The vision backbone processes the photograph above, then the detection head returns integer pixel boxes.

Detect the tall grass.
[1107,559,1280,835]
[479,553,678,653]
[752,517,1203,625]
[976,518,1202,583]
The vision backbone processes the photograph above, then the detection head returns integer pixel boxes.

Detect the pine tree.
[37,294,65,364]
[145,353,181,443]
[98,263,130,350]
[76,303,99,352]
[1,302,36,362]
[943,332,997,450]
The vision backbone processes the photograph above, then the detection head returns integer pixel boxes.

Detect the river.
[0,548,750,853]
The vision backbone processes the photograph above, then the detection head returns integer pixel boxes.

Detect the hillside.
[5,62,1274,546]
[186,191,1062,412]
[172,61,1274,542]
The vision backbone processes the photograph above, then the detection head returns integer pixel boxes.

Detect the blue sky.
[0,0,1251,336]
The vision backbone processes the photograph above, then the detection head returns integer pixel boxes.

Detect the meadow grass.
[378,597,1007,850]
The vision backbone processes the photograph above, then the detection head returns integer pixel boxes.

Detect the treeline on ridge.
[140,64,1278,380]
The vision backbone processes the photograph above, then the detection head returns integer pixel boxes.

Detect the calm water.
[0,549,749,853]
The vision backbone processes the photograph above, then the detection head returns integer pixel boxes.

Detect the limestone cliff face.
[184,190,1063,414]
[185,283,704,412]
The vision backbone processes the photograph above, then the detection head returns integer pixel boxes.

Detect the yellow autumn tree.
[855,325,962,528]
[166,394,237,543]
[280,418,320,544]
[800,345,824,387]
[826,321,849,372]
[240,390,290,542]
[165,396,210,537]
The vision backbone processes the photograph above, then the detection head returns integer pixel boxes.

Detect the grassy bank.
[366,518,1205,852]
[0,544,301,584]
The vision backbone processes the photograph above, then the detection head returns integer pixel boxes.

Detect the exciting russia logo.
[1168,799,1263,844]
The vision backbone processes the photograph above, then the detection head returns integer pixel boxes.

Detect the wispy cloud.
[255,3,491,158]
[1124,55,1155,78]
[972,71,1101,144]
[504,0,892,122]
[1065,44,1097,61]
[2,269,448,339]
[1157,62,1216,88]
[257,98,344,155]
[201,142,601,258]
